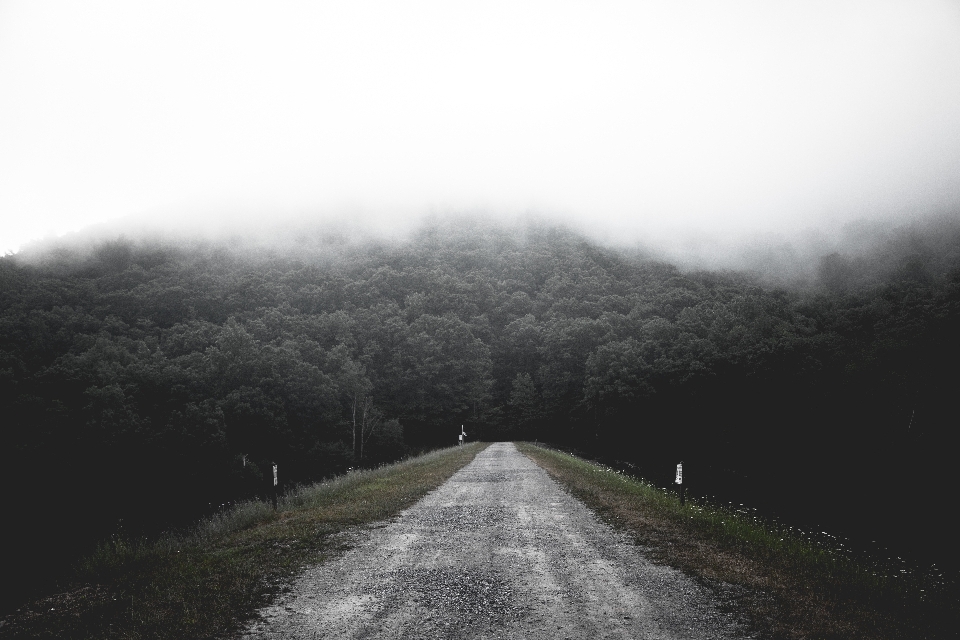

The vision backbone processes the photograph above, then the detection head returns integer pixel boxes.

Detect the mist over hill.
[18,207,960,284]
[2,214,959,609]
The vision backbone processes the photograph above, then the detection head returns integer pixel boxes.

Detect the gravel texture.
[241,442,752,639]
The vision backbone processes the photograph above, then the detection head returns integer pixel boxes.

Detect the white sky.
[2,0,960,254]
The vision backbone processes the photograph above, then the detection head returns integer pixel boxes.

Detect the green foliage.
[2,216,959,611]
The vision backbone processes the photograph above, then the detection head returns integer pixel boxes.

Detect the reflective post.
[675,461,684,506]
[272,462,278,510]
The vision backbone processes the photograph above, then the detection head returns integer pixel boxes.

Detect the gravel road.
[241,442,751,639]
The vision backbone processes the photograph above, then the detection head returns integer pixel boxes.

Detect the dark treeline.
[2,216,959,607]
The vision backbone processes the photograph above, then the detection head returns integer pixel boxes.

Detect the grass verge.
[0,443,488,640]
[517,442,957,640]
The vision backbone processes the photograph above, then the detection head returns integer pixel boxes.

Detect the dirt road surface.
[242,443,751,639]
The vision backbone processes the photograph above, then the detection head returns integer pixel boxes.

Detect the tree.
[357,396,383,460]
[336,355,373,460]
[583,339,654,417]
[403,314,493,425]
[509,372,541,427]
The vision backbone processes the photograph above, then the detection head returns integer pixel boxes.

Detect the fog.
[3,1,960,265]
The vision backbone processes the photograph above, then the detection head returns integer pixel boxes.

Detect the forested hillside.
[2,217,959,606]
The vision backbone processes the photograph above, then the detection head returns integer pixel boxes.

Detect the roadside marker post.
[675,462,684,506]
[272,463,278,510]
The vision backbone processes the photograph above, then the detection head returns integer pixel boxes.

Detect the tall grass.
[193,498,276,545]
[283,446,466,513]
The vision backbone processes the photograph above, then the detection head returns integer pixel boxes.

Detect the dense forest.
[2,216,959,607]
